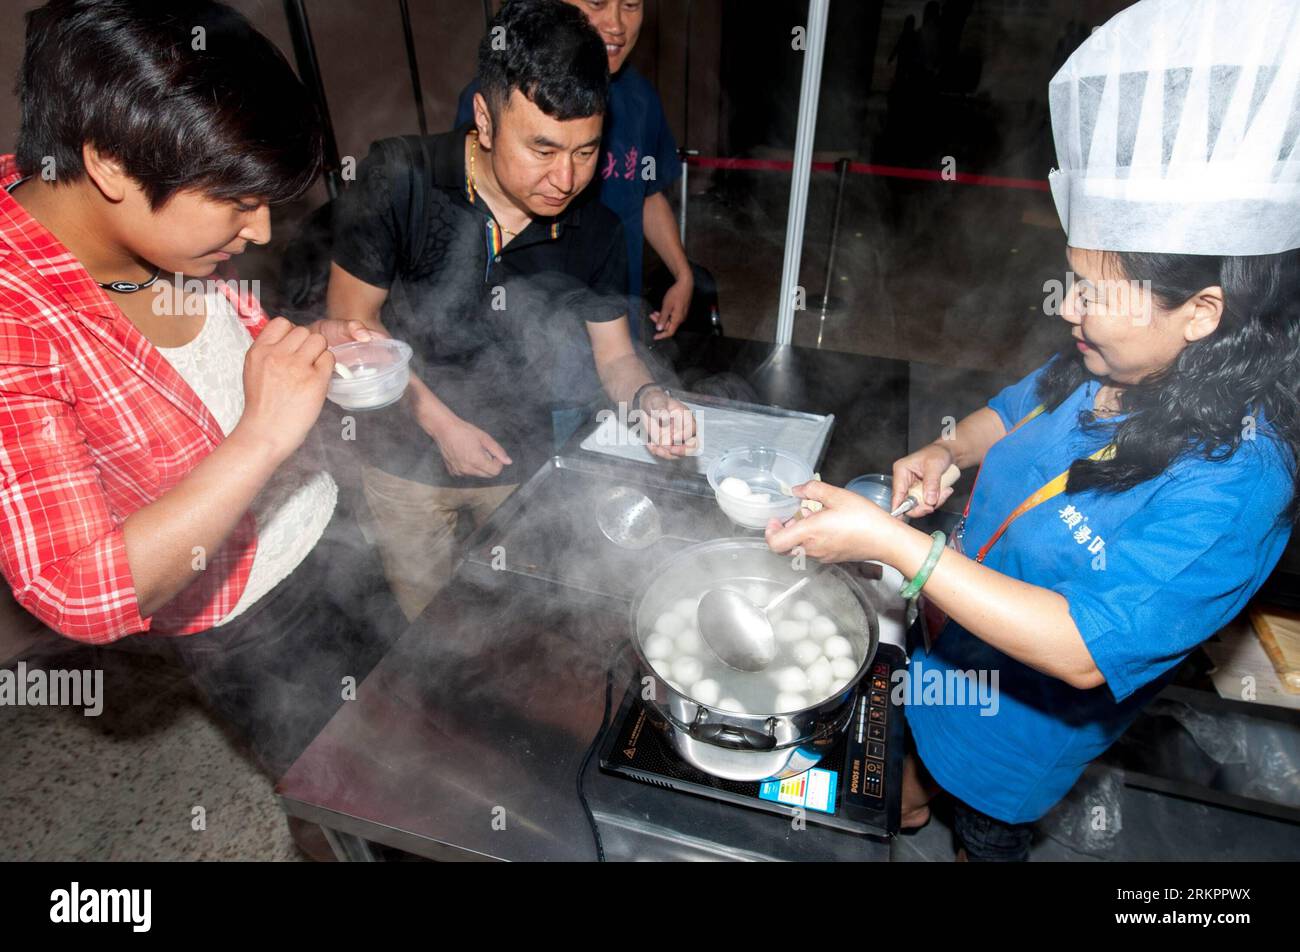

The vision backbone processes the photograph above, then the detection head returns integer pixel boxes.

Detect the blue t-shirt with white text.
[905,361,1294,823]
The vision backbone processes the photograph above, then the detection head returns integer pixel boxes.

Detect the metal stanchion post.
[819,157,851,331]
[679,149,699,248]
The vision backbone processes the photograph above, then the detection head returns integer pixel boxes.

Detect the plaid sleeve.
[0,318,147,643]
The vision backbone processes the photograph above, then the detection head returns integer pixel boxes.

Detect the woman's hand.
[891,443,957,516]
[309,318,386,347]
[233,317,333,463]
[640,388,700,459]
[765,480,904,563]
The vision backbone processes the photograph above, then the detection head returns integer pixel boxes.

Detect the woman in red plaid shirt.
[0,0,401,778]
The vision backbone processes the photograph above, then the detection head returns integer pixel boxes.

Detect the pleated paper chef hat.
[1048,0,1300,256]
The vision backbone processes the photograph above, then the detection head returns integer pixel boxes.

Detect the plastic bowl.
[845,473,893,511]
[326,339,413,411]
[706,446,813,529]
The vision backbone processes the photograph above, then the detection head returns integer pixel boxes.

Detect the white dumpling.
[831,655,859,680]
[809,615,838,641]
[717,697,747,714]
[672,597,699,622]
[775,619,809,643]
[791,600,818,620]
[651,657,674,682]
[690,678,721,706]
[807,656,834,694]
[829,677,850,695]
[719,476,752,499]
[823,634,853,658]
[775,691,808,712]
[643,632,674,661]
[654,612,686,637]
[791,640,822,667]
[672,656,704,685]
[675,627,704,654]
[773,666,810,693]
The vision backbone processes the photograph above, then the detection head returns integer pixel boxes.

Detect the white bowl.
[326,339,413,411]
[706,446,812,529]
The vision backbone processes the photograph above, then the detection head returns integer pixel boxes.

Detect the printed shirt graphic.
[906,359,1294,822]
[0,156,267,642]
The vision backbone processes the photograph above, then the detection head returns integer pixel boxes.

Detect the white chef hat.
[1048,0,1300,256]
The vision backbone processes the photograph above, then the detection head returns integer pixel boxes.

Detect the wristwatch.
[632,382,670,411]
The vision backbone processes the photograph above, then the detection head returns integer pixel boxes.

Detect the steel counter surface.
[276,579,891,861]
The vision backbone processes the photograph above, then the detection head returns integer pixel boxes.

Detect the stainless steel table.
[276,572,894,861]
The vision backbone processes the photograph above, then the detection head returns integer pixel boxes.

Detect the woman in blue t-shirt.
[765,0,1300,860]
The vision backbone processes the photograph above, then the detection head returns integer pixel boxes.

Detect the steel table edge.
[276,793,504,862]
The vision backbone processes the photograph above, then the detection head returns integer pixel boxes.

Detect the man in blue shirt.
[458,0,692,341]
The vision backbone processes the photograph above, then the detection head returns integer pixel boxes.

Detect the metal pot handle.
[691,719,778,751]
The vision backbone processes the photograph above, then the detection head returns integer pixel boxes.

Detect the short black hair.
[477,0,609,121]
[16,0,322,208]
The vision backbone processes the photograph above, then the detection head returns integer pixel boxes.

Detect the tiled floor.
[0,643,303,861]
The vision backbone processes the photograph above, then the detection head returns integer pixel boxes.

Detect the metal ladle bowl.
[696,576,811,672]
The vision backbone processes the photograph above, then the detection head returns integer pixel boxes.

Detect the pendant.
[98,269,161,294]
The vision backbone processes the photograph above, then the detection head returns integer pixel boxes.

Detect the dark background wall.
[0,0,1132,309]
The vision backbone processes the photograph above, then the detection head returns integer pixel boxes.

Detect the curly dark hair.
[477,0,609,121]
[1038,249,1300,521]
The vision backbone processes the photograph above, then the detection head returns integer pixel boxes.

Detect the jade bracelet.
[899,531,947,601]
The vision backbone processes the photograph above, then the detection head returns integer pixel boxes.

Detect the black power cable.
[576,645,628,862]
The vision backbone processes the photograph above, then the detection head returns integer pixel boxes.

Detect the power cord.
[576,645,625,862]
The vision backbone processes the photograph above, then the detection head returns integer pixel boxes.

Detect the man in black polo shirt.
[328,0,695,620]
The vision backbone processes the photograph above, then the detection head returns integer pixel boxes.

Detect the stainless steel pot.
[630,539,879,782]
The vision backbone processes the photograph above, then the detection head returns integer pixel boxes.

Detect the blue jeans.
[951,797,1034,862]
[552,406,589,452]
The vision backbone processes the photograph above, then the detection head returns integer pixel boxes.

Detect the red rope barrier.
[685,154,1050,192]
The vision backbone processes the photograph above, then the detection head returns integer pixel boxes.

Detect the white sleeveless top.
[155,292,337,624]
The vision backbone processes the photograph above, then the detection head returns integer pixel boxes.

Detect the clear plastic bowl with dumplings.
[706,446,812,529]
[326,338,413,411]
